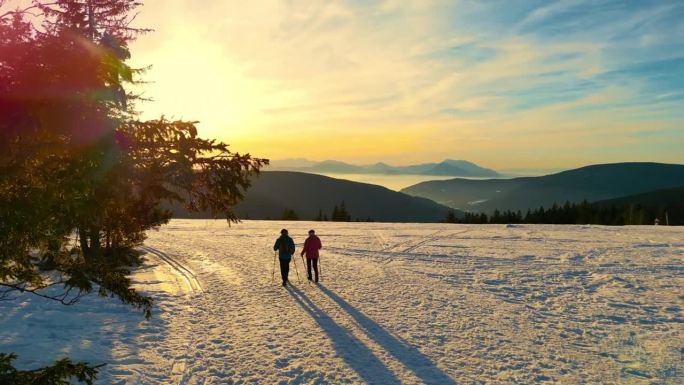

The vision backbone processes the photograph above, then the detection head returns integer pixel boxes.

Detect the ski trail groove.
[139,245,207,385]
[371,229,389,251]
[139,245,204,294]
[401,230,445,254]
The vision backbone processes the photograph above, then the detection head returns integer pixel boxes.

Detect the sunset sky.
[128,0,684,169]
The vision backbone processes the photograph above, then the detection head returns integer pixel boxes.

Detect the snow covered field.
[2,220,683,384]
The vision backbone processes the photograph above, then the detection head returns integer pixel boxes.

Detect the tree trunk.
[79,227,90,259]
[89,227,101,259]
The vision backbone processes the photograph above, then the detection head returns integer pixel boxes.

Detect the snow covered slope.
[1,221,683,384]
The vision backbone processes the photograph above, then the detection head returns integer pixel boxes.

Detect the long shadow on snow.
[318,284,458,385]
[287,285,401,385]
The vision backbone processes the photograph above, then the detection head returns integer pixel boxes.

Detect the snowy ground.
[1,220,683,384]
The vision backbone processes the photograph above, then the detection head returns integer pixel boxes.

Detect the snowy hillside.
[1,221,683,384]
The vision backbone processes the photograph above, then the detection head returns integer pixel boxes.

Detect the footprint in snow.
[275,358,289,368]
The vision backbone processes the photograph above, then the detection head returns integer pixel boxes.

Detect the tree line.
[280,201,370,222]
[446,201,678,225]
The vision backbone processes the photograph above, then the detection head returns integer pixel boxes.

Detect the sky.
[126,0,684,170]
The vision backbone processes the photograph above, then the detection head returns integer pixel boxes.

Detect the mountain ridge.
[169,171,458,223]
[401,162,684,213]
[268,158,500,177]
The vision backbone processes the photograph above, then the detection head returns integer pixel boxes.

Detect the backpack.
[279,237,290,254]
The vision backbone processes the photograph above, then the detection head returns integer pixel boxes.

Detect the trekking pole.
[272,251,277,283]
[301,254,311,285]
[292,255,302,284]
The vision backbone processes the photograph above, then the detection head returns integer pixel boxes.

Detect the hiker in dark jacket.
[273,229,296,286]
[301,229,322,283]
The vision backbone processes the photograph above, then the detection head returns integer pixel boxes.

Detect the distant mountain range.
[268,158,500,177]
[401,162,684,213]
[167,162,683,224]
[169,171,457,222]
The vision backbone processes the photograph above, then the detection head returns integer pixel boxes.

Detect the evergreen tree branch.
[0,282,86,305]
[0,353,104,385]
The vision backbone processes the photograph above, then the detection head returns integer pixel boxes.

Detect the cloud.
[127,0,684,168]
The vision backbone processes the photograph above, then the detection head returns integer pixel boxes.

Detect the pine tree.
[491,210,502,224]
[0,2,265,382]
[445,209,458,223]
[281,208,299,221]
[330,201,351,222]
[339,201,351,221]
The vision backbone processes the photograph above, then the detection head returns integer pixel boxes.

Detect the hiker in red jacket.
[301,229,322,283]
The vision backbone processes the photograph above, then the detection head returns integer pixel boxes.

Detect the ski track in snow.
[139,245,204,294]
[1,221,683,384]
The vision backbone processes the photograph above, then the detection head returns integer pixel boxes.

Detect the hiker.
[301,229,322,283]
[274,229,295,286]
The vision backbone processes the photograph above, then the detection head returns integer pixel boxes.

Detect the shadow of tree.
[0,257,172,383]
[287,285,401,384]
[318,284,458,385]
